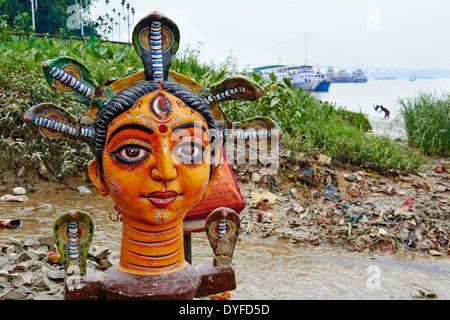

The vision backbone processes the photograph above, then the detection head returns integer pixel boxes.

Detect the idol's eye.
[173,142,203,164]
[113,145,149,163]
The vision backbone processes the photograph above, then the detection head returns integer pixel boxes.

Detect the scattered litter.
[323,184,340,202]
[0,219,22,229]
[251,191,285,205]
[0,194,28,202]
[318,154,331,165]
[77,186,92,194]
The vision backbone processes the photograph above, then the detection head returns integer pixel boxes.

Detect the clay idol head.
[88,80,219,225]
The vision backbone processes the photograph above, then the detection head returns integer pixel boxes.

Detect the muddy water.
[1,189,449,300]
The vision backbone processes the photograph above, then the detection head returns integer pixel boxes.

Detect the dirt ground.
[233,149,449,256]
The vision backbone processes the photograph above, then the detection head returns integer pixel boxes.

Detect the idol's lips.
[141,191,180,207]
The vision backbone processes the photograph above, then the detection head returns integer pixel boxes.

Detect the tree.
[0,0,101,37]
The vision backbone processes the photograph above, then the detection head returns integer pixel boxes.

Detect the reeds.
[399,92,450,156]
[0,32,428,177]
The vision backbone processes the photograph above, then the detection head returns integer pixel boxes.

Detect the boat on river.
[256,65,330,91]
[351,69,368,83]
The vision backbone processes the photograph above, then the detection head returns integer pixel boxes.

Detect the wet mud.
[0,185,448,300]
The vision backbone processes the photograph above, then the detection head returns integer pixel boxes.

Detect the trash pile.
[234,151,449,256]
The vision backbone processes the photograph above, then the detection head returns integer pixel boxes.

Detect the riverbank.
[235,150,449,256]
[0,147,448,300]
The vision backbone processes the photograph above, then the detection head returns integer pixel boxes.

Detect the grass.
[0,31,431,181]
[399,91,450,157]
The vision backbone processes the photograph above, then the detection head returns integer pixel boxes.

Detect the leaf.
[270,98,280,107]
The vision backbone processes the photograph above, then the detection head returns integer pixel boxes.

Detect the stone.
[12,187,26,194]
[23,237,40,249]
[91,247,110,260]
[47,269,66,281]
[252,172,261,183]
[34,274,51,289]
[7,237,22,246]
[12,272,33,287]
[37,235,55,247]
[0,289,28,300]
[34,246,49,259]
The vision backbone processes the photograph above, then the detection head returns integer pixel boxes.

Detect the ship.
[326,66,368,83]
[314,69,331,92]
[335,69,351,83]
[351,69,368,83]
[256,65,326,91]
[326,66,336,82]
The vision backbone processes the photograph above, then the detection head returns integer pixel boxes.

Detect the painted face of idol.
[90,90,217,225]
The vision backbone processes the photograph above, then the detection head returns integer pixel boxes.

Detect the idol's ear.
[23,103,95,144]
[132,11,180,82]
[41,56,113,110]
[203,163,220,199]
[88,159,109,196]
[200,75,264,105]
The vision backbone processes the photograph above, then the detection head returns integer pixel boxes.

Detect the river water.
[312,78,450,139]
[1,189,449,300]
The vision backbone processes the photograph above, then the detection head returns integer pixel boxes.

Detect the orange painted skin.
[89,90,219,275]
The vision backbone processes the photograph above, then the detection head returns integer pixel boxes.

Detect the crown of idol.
[23,11,281,149]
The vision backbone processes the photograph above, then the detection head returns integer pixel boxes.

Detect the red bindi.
[158,124,168,134]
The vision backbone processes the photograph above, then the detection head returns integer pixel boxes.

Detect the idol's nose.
[150,140,177,182]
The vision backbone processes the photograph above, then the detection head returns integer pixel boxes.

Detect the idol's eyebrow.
[172,122,207,133]
[107,123,154,145]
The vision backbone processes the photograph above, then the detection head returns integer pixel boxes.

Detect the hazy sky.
[90,0,450,70]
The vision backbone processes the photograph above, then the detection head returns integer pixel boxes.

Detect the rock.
[12,272,33,287]
[37,235,55,247]
[23,237,40,249]
[12,187,26,194]
[38,160,48,175]
[0,257,8,268]
[90,247,110,260]
[34,246,49,259]
[99,258,113,269]
[33,274,51,289]
[0,289,28,300]
[251,172,261,183]
[47,269,66,281]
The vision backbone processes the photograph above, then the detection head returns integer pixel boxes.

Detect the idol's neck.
[117,211,186,275]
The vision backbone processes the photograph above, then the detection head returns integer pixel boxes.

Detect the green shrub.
[399,92,450,156]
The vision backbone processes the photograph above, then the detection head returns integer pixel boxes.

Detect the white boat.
[256,65,321,91]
